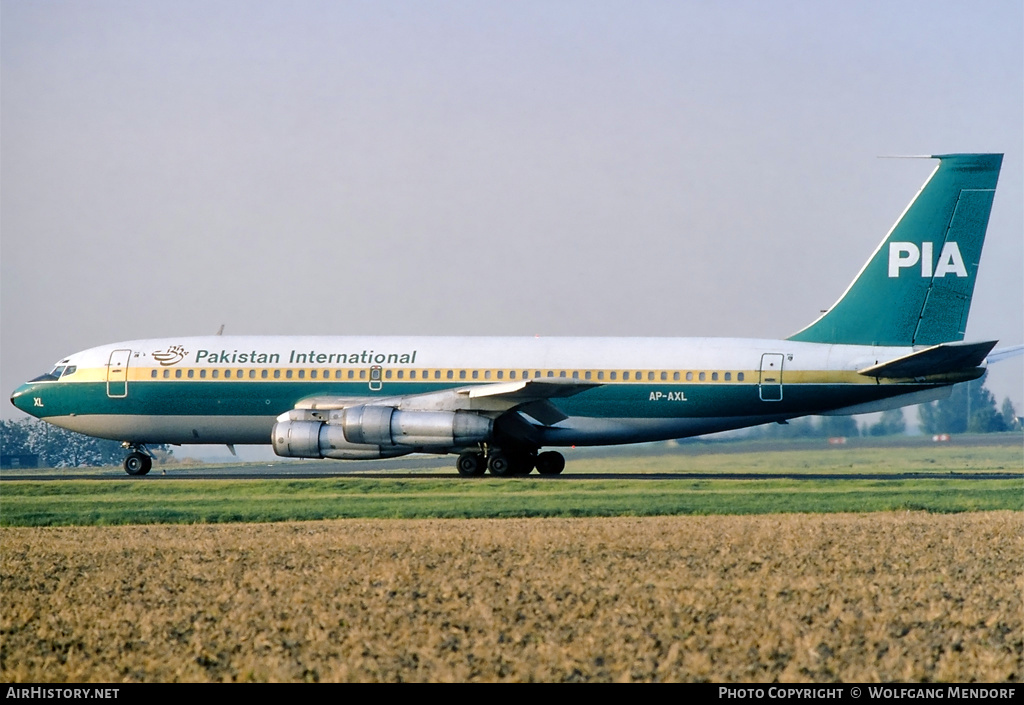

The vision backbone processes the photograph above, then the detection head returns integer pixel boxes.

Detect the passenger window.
[497,371,504,379]
[737,372,745,381]
[359,370,366,379]
[188,370,195,379]
[212,370,219,379]
[559,371,566,378]
[311,370,318,379]
[459,370,466,379]
[686,372,693,381]
[262,370,269,379]
[151,370,158,379]
[225,370,232,379]
[712,372,719,381]
[623,371,629,381]
[510,371,516,379]
[584,371,591,380]
[472,370,478,379]
[484,370,491,380]
[175,369,182,378]
[547,371,554,378]
[409,370,415,379]
[699,372,706,381]
[273,370,280,379]
[724,372,731,381]
[610,371,617,380]
[200,369,207,379]
[673,372,679,381]
[660,371,667,381]
[286,370,293,379]
[250,370,257,379]
[597,371,603,380]
[385,370,392,379]
[648,372,655,381]
[163,370,170,379]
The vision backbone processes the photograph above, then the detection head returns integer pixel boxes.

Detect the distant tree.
[818,415,860,438]
[1,418,172,467]
[35,425,126,467]
[0,419,34,455]
[1001,398,1021,432]
[917,373,1006,434]
[868,408,906,436]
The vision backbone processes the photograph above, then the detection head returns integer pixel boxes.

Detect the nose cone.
[10,383,40,417]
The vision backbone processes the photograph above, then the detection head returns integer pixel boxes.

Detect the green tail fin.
[788,153,1002,346]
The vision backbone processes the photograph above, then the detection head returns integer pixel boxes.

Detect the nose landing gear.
[120,444,154,476]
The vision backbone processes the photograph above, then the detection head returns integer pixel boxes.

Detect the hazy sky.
[2,1,1022,425]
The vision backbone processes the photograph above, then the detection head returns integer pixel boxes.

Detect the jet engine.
[340,405,493,446]
[271,406,493,460]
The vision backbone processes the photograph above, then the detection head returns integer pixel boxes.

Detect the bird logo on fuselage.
[152,345,189,366]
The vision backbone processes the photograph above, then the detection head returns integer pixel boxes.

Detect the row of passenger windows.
[149,368,746,382]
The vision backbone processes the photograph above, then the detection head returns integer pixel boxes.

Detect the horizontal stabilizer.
[857,340,997,378]
[987,344,1024,364]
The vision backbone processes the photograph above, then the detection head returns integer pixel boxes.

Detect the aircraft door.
[759,353,784,402]
[369,365,383,391]
[106,349,132,398]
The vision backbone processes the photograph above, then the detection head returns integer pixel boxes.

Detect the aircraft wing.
[292,377,601,425]
[857,340,998,379]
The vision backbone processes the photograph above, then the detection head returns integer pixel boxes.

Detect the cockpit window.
[30,364,77,382]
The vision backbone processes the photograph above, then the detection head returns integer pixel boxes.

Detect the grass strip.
[1,476,1020,526]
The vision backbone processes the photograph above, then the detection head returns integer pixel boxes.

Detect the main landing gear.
[121,444,154,476]
[456,449,565,477]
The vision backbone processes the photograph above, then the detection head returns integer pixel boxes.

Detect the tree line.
[1,418,172,468]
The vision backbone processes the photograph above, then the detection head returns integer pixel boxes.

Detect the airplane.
[10,153,1019,477]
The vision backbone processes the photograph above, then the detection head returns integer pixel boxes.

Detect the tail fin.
[788,153,1002,346]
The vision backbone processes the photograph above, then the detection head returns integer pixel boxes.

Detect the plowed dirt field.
[2,512,1021,682]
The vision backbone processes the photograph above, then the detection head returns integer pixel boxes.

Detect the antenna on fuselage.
[216,324,225,336]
